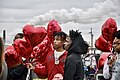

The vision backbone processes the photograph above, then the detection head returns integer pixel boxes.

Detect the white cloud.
[0,0,101,19]
[29,0,120,25]
[0,0,120,45]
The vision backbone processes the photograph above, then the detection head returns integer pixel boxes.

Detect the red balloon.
[13,38,33,59]
[5,45,22,68]
[95,35,112,52]
[31,36,53,63]
[23,25,47,47]
[97,52,112,69]
[102,18,117,44]
[47,20,61,44]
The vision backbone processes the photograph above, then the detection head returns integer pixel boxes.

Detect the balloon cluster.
[95,18,117,69]
[6,20,62,69]
[95,18,117,52]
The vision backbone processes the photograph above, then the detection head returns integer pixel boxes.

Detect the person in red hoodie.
[27,31,67,80]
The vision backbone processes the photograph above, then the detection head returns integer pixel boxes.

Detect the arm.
[103,58,111,79]
[27,62,48,79]
[34,63,48,78]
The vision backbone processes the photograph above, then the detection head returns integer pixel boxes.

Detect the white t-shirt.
[54,50,66,65]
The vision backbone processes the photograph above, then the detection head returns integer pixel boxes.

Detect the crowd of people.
[0,18,120,80]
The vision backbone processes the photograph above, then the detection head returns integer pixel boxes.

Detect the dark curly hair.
[54,31,67,42]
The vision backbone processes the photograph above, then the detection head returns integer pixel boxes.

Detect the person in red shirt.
[27,31,67,80]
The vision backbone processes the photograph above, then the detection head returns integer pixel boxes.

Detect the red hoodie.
[34,50,67,80]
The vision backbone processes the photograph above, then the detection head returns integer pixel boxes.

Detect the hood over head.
[68,30,89,54]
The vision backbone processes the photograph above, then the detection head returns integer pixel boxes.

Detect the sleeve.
[34,63,48,79]
[63,59,76,80]
[103,58,111,79]
[111,59,120,80]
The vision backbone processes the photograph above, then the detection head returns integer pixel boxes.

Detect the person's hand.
[107,54,117,67]
[52,73,63,80]
[26,63,35,70]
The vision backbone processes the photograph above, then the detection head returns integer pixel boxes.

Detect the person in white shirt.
[103,30,120,80]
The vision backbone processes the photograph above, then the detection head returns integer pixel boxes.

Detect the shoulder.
[46,50,54,59]
[61,51,68,57]
[47,50,54,55]
[66,53,80,63]
[67,53,79,59]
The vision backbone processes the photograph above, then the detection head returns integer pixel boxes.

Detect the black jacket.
[64,32,88,80]
[7,64,28,80]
